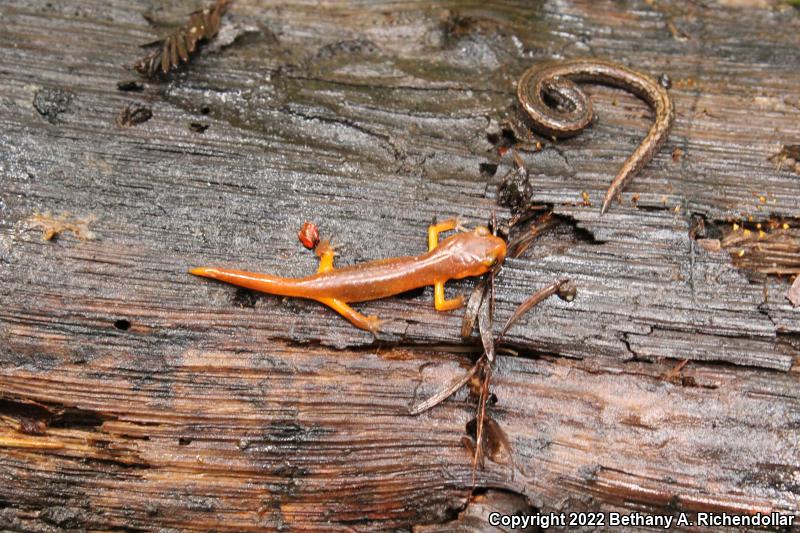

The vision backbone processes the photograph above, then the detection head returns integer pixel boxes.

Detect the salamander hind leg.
[428,218,464,251]
[434,281,464,311]
[318,297,384,333]
[315,239,336,273]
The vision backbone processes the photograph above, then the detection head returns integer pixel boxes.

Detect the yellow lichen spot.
[743,229,752,237]
[783,223,790,230]
[756,223,762,229]
[580,191,591,207]
[674,205,681,213]
[748,216,754,222]
[759,195,766,204]
[27,212,97,242]
[758,230,766,239]
[733,223,740,231]
[737,249,745,257]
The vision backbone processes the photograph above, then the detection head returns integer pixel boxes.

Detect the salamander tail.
[189,266,303,297]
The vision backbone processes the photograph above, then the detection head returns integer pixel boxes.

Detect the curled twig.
[497,278,573,343]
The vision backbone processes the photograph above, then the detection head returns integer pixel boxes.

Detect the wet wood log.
[1,0,799,531]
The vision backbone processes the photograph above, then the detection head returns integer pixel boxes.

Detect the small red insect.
[298,221,320,249]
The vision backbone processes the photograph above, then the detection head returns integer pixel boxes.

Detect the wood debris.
[27,212,97,241]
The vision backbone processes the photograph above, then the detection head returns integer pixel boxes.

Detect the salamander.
[190,218,507,332]
[517,58,675,214]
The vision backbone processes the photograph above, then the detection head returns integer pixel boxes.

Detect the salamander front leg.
[318,297,383,333]
[428,219,466,312]
[434,281,464,311]
[428,218,464,251]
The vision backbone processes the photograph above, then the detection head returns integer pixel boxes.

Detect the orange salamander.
[189,218,507,332]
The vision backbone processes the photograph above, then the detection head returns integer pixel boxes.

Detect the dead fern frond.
[134,0,233,78]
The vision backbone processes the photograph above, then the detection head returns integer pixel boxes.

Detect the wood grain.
[1,0,799,530]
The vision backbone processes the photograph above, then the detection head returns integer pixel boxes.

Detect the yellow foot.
[367,315,389,334]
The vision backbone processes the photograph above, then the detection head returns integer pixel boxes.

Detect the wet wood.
[1,0,799,530]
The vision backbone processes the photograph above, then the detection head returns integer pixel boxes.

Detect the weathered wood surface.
[1,0,799,530]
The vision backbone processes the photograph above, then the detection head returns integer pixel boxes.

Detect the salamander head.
[442,226,507,279]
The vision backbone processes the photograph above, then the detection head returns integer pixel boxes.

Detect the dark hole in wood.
[479,162,498,177]
[189,122,209,133]
[114,319,131,331]
[201,106,211,114]
[232,288,260,308]
[178,437,192,446]
[49,407,106,430]
[0,399,51,419]
[486,126,518,148]
[501,127,517,145]
[116,80,144,92]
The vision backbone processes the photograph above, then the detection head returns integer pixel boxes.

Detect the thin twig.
[460,279,486,339]
[478,266,497,362]
[408,361,481,416]
[472,358,491,482]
